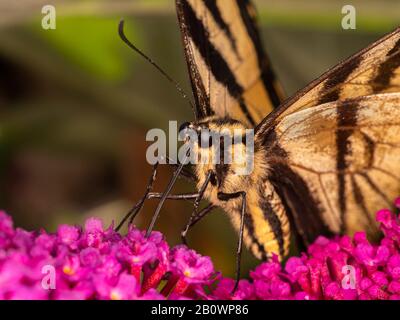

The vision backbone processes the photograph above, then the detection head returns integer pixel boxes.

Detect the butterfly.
[118,0,400,292]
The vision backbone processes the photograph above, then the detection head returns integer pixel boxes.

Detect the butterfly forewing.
[176,0,284,126]
[256,27,400,135]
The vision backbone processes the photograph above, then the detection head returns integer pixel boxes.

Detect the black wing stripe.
[270,160,332,245]
[203,0,240,58]
[176,0,213,118]
[265,131,331,244]
[358,172,393,207]
[237,0,282,109]
[361,132,376,168]
[335,101,359,233]
[255,28,400,138]
[372,38,400,92]
[181,0,255,125]
[239,99,256,126]
[350,175,375,226]
[318,55,362,104]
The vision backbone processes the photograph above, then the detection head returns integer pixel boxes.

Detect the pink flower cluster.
[212,200,400,300]
[0,213,215,300]
[0,199,400,300]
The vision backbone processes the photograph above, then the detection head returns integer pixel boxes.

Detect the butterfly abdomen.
[195,139,292,260]
[217,178,291,261]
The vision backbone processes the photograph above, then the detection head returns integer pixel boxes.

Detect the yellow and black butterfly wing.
[176,0,284,127]
[256,27,400,134]
[264,93,400,244]
[256,27,400,244]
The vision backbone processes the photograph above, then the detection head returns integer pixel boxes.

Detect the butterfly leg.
[115,160,196,232]
[166,157,197,183]
[187,204,216,228]
[181,170,214,245]
[181,204,216,245]
[115,191,200,232]
[147,192,199,200]
[115,163,159,231]
[146,152,191,237]
[217,191,246,294]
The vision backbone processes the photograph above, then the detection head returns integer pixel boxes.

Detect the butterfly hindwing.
[256,27,400,244]
[264,93,400,243]
[175,0,284,126]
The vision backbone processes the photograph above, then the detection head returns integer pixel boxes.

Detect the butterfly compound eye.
[179,122,191,133]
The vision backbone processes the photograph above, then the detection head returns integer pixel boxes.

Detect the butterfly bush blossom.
[1,199,400,300]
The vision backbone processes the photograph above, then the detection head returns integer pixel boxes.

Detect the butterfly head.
[179,116,259,192]
[178,116,248,151]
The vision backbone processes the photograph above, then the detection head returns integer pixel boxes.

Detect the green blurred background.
[0,0,398,277]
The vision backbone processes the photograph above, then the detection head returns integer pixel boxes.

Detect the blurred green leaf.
[34,16,140,81]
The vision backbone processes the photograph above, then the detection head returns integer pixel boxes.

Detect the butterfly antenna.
[118,20,197,121]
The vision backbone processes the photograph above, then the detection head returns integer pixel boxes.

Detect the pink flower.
[376,209,394,228]
[96,256,121,281]
[0,211,13,235]
[82,218,104,248]
[96,273,139,300]
[394,197,400,209]
[57,225,80,247]
[387,255,400,279]
[79,247,101,268]
[53,279,94,300]
[122,229,158,267]
[1,196,400,300]
[0,211,221,300]
[211,278,255,300]
[170,245,215,285]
